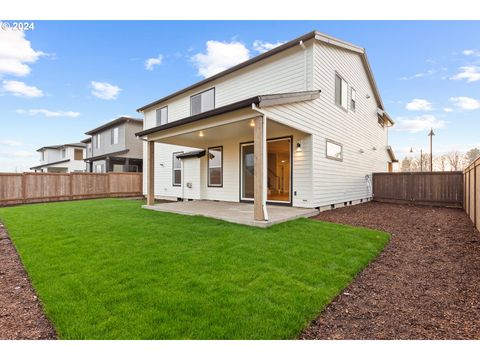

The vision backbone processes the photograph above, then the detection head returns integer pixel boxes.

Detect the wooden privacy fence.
[464,157,480,232]
[372,171,464,208]
[0,172,143,206]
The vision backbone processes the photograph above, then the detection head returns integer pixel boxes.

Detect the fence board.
[373,172,463,208]
[464,157,480,232]
[0,172,143,206]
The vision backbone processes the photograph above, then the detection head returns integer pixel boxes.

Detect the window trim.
[172,151,183,187]
[61,148,66,158]
[190,87,215,116]
[111,127,119,145]
[156,106,168,126]
[326,139,343,162]
[207,145,223,188]
[334,72,348,112]
[350,87,356,112]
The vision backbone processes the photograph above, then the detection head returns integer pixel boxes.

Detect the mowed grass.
[0,199,389,339]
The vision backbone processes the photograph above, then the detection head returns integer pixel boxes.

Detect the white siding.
[142,40,314,129]
[141,37,390,209]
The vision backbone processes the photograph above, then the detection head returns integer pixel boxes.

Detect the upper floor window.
[111,127,119,145]
[96,134,101,149]
[208,146,223,187]
[156,106,168,126]
[74,149,83,160]
[191,88,215,116]
[40,151,44,161]
[335,73,348,110]
[350,88,356,112]
[61,148,66,158]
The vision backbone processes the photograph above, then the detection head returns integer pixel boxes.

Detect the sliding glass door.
[240,137,291,204]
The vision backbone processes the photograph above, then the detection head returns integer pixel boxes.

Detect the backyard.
[0,199,388,340]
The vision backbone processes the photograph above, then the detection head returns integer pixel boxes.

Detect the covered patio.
[136,91,320,226]
[142,200,318,228]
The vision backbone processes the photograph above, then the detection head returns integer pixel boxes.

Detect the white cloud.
[0,24,46,77]
[443,107,454,113]
[405,99,433,111]
[400,69,435,80]
[252,40,284,53]
[450,96,480,110]
[395,114,447,133]
[0,150,34,158]
[462,49,480,56]
[90,81,121,100]
[191,40,250,78]
[451,66,480,82]
[16,109,80,118]
[0,139,22,146]
[144,54,163,71]
[2,80,43,97]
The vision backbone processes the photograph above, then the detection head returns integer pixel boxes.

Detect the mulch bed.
[0,223,56,339]
[301,202,480,340]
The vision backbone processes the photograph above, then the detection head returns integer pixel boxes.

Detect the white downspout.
[252,103,269,221]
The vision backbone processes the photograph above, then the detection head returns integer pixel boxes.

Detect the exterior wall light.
[199,130,204,137]
[249,119,255,127]
[296,142,302,152]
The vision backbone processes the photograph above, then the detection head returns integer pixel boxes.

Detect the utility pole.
[428,128,435,172]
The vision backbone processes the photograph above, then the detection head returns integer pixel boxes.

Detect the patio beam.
[253,116,267,221]
[147,141,155,206]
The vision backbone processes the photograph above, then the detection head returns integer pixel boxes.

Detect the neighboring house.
[83,116,144,173]
[31,143,86,173]
[135,30,397,221]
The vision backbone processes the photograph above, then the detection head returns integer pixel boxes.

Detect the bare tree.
[445,151,464,171]
[466,148,480,164]
[434,155,447,171]
[400,157,413,172]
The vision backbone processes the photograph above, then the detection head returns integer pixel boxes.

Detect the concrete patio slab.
[142,200,319,227]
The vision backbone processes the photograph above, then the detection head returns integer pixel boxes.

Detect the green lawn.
[0,199,389,339]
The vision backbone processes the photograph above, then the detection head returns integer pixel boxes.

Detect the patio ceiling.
[153,117,308,149]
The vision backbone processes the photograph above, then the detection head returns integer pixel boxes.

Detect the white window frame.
[326,139,343,161]
[95,164,104,173]
[156,106,168,126]
[61,148,66,158]
[111,127,119,145]
[172,152,182,187]
[40,151,44,161]
[335,73,348,110]
[350,87,356,112]
[190,88,215,116]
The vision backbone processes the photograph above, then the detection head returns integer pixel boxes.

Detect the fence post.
[474,164,477,228]
[69,173,73,200]
[22,172,27,204]
[106,173,111,197]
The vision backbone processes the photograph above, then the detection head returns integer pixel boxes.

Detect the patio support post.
[147,140,155,206]
[254,116,267,221]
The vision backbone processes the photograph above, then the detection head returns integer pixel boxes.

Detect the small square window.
[156,106,168,126]
[326,139,343,161]
[191,88,215,116]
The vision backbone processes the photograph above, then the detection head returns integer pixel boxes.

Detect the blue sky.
[1,21,479,171]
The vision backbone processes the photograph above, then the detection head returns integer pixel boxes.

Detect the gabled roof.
[136,30,389,117]
[135,90,321,138]
[36,143,85,152]
[85,116,143,136]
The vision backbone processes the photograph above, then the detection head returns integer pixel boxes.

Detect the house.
[83,116,144,173]
[135,30,397,221]
[31,143,86,173]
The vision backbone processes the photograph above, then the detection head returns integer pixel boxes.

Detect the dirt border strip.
[0,222,56,340]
